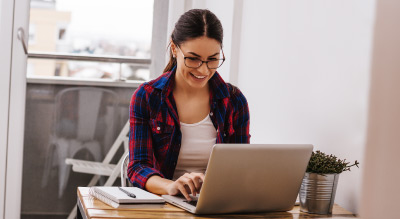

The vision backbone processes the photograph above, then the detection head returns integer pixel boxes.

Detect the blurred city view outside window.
[28,0,154,81]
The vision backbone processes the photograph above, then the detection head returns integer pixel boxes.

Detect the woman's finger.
[191,175,202,191]
[177,183,191,201]
[182,177,197,196]
[189,173,205,192]
[198,173,205,182]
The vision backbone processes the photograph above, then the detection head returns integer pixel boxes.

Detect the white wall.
[360,0,400,218]
[237,0,375,213]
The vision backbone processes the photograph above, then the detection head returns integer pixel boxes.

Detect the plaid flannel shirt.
[128,70,250,188]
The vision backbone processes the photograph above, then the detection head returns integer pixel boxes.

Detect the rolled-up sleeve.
[127,85,164,189]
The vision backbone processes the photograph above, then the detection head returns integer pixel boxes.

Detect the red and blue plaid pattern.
[128,70,250,188]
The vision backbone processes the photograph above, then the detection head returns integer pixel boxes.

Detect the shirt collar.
[153,70,174,98]
[208,72,230,100]
[153,69,230,100]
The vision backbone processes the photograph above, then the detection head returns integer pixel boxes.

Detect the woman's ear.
[170,40,177,58]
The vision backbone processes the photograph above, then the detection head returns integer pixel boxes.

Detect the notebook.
[89,187,165,208]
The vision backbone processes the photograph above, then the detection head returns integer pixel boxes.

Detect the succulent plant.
[306,150,359,174]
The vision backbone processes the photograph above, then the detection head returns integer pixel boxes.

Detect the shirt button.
[224,133,226,137]
[156,127,160,131]
[217,129,219,133]
[210,112,213,116]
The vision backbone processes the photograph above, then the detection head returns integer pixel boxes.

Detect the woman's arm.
[146,173,205,201]
[145,175,172,195]
[127,86,164,188]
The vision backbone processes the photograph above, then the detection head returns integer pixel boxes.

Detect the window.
[28,0,154,82]
[57,24,67,42]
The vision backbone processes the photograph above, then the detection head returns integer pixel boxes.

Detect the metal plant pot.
[299,172,340,214]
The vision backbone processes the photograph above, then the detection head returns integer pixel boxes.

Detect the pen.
[118,187,136,198]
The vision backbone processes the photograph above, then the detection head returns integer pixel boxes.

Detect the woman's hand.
[166,172,205,201]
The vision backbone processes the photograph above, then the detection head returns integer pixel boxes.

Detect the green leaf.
[306,150,360,174]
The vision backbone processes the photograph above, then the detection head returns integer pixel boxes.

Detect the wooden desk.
[77,187,357,219]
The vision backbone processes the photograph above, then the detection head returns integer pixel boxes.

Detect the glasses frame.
[177,46,225,69]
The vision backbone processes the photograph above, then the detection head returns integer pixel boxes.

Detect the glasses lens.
[184,58,225,69]
[185,58,202,68]
[207,60,224,69]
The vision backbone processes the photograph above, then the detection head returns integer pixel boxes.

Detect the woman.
[128,9,250,201]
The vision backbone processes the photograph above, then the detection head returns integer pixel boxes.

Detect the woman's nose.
[198,62,210,75]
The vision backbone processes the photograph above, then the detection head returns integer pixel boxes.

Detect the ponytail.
[163,42,177,73]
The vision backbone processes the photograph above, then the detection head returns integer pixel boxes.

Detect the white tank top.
[172,115,217,180]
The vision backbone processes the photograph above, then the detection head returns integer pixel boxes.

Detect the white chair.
[121,153,133,187]
[41,87,119,198]
[66,120,129,186]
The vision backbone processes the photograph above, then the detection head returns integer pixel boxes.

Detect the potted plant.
[299,150,359,214]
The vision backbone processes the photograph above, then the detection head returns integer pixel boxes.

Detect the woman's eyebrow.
[188,52,201,57]
[208,52,220,58]
[187,52,220,58]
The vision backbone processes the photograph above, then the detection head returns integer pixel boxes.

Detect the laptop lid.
[193,144,313,214]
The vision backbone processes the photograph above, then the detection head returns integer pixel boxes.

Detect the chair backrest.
[53,87,120,151]
[121,152,133,187]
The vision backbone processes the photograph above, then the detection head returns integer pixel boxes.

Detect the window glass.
[28,0,154,81]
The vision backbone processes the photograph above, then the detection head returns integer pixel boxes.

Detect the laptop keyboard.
[184,200,198,207]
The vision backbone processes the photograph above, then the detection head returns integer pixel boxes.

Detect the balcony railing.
[18,28,150,87]
[27,52,151,87]
[28,52,151,64]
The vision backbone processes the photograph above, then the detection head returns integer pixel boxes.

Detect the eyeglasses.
[177,46,225,69]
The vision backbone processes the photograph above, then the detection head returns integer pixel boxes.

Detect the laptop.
[162,144,313,214]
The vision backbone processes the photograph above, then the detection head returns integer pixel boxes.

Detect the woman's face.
[172,36,222,90]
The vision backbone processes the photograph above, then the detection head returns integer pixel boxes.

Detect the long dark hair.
[163,9,224,73]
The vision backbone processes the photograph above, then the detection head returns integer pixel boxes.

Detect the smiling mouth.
[190,73,207,79]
